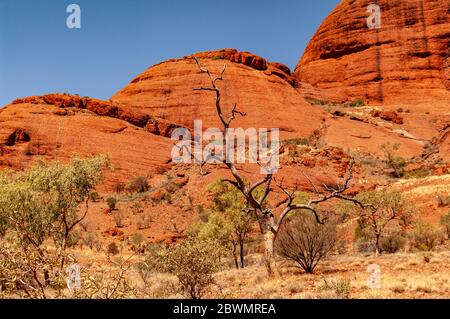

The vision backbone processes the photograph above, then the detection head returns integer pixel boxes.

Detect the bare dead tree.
[192,57,362,275]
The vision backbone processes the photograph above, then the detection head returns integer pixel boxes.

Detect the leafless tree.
[275,213,337,274]
[191,57,362,275]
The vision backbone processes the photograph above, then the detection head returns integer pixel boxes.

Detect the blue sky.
[0,0,339,106]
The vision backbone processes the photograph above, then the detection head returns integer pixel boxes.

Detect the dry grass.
[208,250,450,299]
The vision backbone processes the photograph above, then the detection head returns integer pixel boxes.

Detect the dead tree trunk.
[192,57,364,276]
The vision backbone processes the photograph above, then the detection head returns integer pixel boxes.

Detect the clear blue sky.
[0,0,339,107]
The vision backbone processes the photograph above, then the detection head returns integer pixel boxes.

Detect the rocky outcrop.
[110,49,322,140]
[11,94,185,138]
[295,0,450,112]
[0,100,173,187]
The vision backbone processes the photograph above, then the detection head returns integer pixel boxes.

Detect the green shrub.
[380,143,406,178]
[410,221,444,251]
[89,191,99,202]
[106,197,117,211]
[146,238,222,299]
[380,229,406,254]
[320,277,351,299]
[345,98,365,108]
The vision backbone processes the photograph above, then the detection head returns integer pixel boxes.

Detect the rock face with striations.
[295,0,450,112]
[0,95,174,187]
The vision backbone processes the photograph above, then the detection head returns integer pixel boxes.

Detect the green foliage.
[345,190,413,254]
[106,197,117,211]
[212,53,225,60]
[204,179,257,268]
[89,191,99,202]
[319,277,351,299]
[379,228,406,254]
[146,238,222,299]
[345,98,365,108]
[380,143,406,178]
[0,155,109,297]
[0,155,109,247]
[410,221,444,251]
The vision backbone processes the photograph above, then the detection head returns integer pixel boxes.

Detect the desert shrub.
[107,242,120,256]
[204,180,258,269]
[130,202,144,215]
[131,233,144,246]
[83,231,101,251]
[354,224,375,253]
[136,213,152,230]
[380,143,406,178]
[146,238,222,299]
[89,191,99,202]
[319,277,351,299]
[113,211,125,228]
[131,233,147,254]
[114,182,125,194]
[275,213,337,274]
[410,221,444,251]
[437,194,450,207]
[345,98,365,108]
[344,190,413,254]
[379,228,406,254]
[440,212,450,238]
[404,167,431,179]
[127,176,150,194]
[106,197,117,210]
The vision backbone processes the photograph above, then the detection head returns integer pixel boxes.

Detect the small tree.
[275,213,337,274]
[208,180,256,268]
[0,155,109,296]
[147,238,222,299]
[380,143,406,178]
[106,197,117,211]
[343,190,413,255]
[188,57,361,276]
